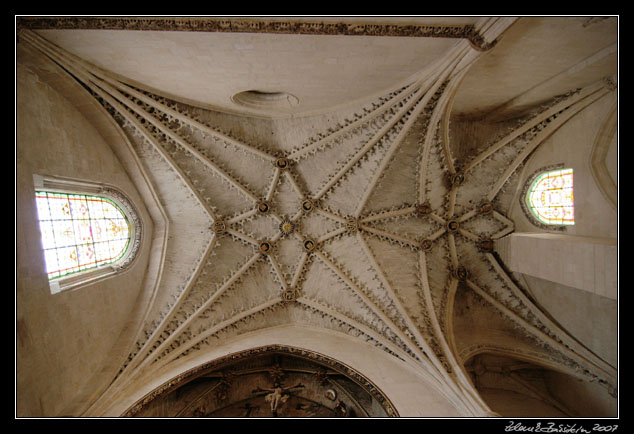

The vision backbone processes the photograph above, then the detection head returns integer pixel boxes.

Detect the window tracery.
[524,167,575,226]
[33,176,142,293]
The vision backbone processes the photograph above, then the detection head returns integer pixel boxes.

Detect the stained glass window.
[526,168,575,225]
[35,191,132,279]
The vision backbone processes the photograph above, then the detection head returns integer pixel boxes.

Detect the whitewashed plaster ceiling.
[452,16,618,120]
[17,16,618,416]
[27,16,483,118]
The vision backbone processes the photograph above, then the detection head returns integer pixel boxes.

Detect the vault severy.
[18,16,499,119]
[16,17,618,417]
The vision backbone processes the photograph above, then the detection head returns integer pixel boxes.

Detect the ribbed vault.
[17,17,617,417]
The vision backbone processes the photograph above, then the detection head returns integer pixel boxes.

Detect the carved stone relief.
[17,16,487,47]
[124,346,397,417]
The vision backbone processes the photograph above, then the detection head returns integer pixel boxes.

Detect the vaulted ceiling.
[16,16,618,417]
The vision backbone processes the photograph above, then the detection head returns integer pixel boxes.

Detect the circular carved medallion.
[257,201,271,214]
[275,157,291,170]
[303,238,316,252]
[420,239,433,251]
[281,287,299,302]
[447,220,459,233]
[279,219,295,235]
[301,199,314,213]
[452,265,469,282]
[212,220,226,234]
[451,170,465,186]
[259,241,273,255]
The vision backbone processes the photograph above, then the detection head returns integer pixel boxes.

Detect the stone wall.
[16,58,152,416]
[504,90,618,367]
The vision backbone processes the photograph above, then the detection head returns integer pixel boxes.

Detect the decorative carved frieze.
[17,16,481,43]
[215,370,235,403]
[467,32,498,52]
[602,76,617,92]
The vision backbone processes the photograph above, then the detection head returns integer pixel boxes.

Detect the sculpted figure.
[253,383,304,416]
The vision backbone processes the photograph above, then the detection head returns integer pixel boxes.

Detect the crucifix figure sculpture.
[252,382,305,416]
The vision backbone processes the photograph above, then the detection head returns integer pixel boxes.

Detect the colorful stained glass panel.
[38,220,56,250]
[526,168,575,225]
[35,191,131,279]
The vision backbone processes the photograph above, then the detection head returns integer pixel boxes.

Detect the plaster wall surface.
[522,275,618,368]
[499,234,617,300]
[500,91,618,373]
[477,388,567,418]
[511,91,617,238]
[453,16,618,118]
[16,64,151,416]
[103,325,464,418]
[35,28,461,118]
[15,16,619,419]
[545,370,618,417]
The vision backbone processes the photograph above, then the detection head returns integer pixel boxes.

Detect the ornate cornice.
[16,16,491,46]
[122,344,399,417]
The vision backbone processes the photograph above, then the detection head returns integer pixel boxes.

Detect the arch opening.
[464,352,616,418]
[123,345,398,418]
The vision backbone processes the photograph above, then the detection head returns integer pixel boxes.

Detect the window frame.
[33,175,142,294]
[521,165,575,230]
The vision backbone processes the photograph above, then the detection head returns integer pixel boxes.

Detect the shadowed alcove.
[124,346,396,417]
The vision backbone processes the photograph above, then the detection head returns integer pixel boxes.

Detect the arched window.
[33,176,141,293]
[525,168,575,226]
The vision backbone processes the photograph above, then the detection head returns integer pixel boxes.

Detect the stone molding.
[16,16,493,49]
[122,344,399,417]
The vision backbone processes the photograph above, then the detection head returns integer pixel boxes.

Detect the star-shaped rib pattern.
[20,29,617,416]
